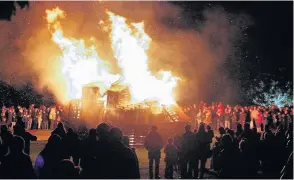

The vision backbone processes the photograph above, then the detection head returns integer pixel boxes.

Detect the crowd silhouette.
[0,120,140,179]
[0,104,292,179]
[144,103,293,179]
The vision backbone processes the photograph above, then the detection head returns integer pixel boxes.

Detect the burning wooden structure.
[106,81,131,108]
[68,85,105,127]
[81,85,104,127]
[68,82,189,127]
[68,99,81,120]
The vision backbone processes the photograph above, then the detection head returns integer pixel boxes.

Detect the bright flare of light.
[45,8,120,100]
[45,7,179,108]
[107,11,179,105]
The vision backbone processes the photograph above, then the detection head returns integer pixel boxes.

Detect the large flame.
[46,8,120,100]
[45,7,179,106]
[107,11,179,105]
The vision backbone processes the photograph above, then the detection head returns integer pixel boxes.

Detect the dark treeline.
[0,82,54,107]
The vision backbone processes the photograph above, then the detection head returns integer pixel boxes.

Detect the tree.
[246,79,293,107]
[0,1,29,21]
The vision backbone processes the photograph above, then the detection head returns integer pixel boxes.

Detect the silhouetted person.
[267,112,274,129]
[260,126,276,178]
[0,136,36,178]
[226,129,239,152]
[13,121,37,155]
[236,123,243,137]
[96,122,111,141]
[226,128,234,137]
[239,109,246,125]
[180,124,195,178]
[215,127,226,142]
[173,135,182,173]
[0,125,13,155]
[211,126,227,171]
[77,124,88,140]
[144,125,163,179]
[51,122,66,139]
[31,108,37,130]
[218,134,239,178]
[206,125,214,143]
[245,109,251,124]
[195,123,211,179]
[237,123,253,141]
[106,127,140,178]
[164,137,177,179]
[252,127,260,142]
[56,159,80,178]
[262,124,274,141]
[35,134,69,178]
[64,128,80,166]
[42,109,49,130]
[238,139,259,178]
[80,128,96,171]
[81,123,111,178]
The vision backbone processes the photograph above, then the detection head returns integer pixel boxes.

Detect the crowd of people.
[0,120,140,179]
[0,102,292,179]
[0,105,64,130]
[144,102,293,179]
[145,122,293,179]
[182,102,293,132]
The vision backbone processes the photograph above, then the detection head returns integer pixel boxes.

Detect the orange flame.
[45,7,179,106]
[45,8,120,100]
[107,11,179,105]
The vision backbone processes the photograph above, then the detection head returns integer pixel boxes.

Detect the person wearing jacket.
[144,125,163,179]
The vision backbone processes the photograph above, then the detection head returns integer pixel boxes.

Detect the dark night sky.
[174,1,293,81]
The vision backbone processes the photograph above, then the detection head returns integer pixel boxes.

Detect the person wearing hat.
[144,125,163,179]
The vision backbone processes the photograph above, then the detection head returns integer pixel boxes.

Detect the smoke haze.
[0,1,251,105]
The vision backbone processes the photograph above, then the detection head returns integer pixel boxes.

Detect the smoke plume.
[0,1,250,104]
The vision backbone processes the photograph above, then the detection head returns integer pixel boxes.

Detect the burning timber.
[68,82,189,128]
